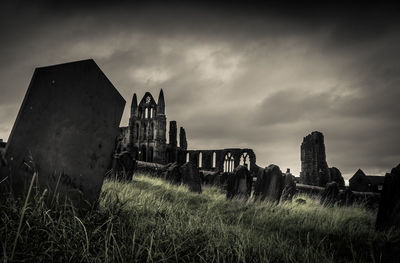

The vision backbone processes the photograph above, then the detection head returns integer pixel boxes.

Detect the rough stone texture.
[126,89,187,165]
[111,151,136,181]
[376,164,400,231]
[320,182,339,206]
[163,162,181,184]
[329,167,345,187]
[254,164,285,202]
[180,162,202,193]
[226,165,252,199]
[186,148,256,174]
[300,131,330,186]
[281,173,297,202]
[4,59,125,208]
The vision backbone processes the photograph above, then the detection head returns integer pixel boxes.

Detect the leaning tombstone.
[180,162,202,193]
[254,164,285,203]
[226,165,252,199]
[4,59,125,209]
[376,164,400,231]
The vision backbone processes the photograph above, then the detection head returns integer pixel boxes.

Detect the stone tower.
[300,131,330,186]
[129,89,167,163]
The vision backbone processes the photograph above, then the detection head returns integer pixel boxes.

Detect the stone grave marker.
[226,165,252,199]
[4,59,125,208]
[180,162,202,193]
[254,164,284,202]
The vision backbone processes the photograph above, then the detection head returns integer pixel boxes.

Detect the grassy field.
[1,173,399,262]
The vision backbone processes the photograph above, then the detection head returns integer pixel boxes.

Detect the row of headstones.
[156,161,400,231]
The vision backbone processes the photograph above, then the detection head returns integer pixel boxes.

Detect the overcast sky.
[0,1,399,178]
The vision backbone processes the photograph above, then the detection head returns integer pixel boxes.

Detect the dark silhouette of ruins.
[118,90,257,172]
[300,131,331,186]
[118,90,187,164]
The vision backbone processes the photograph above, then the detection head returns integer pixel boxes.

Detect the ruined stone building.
[349,169,384,192]
[118,89,187,164]
[118,89,258,173]
[186,148,256,174]
[300,131,331,186]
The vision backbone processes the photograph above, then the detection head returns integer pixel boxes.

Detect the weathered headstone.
[4,59,125,208]
[226,165,252,199]
[376,164,400,231]
[338,188,354,206]
[329,167,345,187]
[111,151,136,181]
[180,162,202,193]
[320,182,339,206]
[254,164,284,202]
[280,173,297,202]
[163,162,181,184]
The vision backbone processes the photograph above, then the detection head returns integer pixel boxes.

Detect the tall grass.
[1,173,399,262]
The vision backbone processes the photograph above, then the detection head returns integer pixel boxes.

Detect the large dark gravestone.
[226,165,252,199]
[376,164,400,231]
[4,59,125,208]
[254,164,284,203]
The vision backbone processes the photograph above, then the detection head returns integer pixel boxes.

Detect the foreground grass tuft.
[1,173,399,262]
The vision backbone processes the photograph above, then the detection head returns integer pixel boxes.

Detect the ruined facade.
[186,148,256,174]
[300,131,330,186]
[118,89,187,164]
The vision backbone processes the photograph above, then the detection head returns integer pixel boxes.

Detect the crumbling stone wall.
[186,148,256,174]
[300,131,330,186]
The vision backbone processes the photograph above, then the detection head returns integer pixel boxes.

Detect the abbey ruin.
[116,90,256,174]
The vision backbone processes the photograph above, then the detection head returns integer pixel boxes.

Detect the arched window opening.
[240,152,250,171]
[186,152,190,163]
[135,123,139,140]
[198,152,202,168]
[150,122,154,140]
[224,152,234,173]
[212,152,216,168]
[143,123,147,139]
[145,108,148,119]
[150,108,153,118]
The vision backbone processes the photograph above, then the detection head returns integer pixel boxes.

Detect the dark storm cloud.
[0,1,399,178]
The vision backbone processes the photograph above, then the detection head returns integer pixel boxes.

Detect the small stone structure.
[254,164,285,202]
[3,59,125,208]
[300,131,330,186]
[376,164,400,230]
[226,165,252,199]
